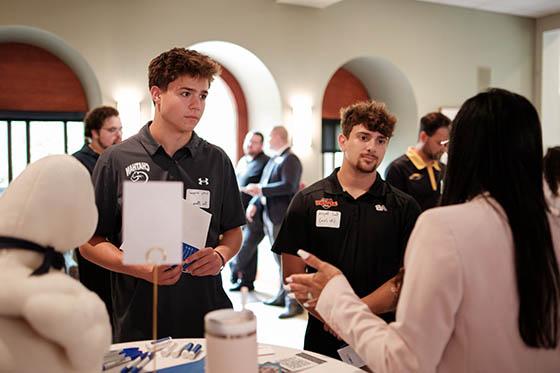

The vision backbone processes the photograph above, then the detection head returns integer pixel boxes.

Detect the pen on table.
[103,351,142,370]
[175,342,193,358]
[120,352,147,373]
[129,352,155,373]
[104,348,140,361]
[149,336,172,345]
[160,341,178,357]
[187,344,203,360]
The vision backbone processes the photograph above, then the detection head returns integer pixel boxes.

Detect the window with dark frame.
[322,118,343,177]
[0,111,85,190]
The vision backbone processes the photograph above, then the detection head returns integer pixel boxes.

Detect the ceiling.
[415,0,560,18]
[275,0,560,17]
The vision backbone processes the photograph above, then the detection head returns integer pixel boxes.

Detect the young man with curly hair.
[272,100,421,359]
[80,48,244,342]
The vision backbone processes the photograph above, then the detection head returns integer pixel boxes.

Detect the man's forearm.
[80,236,145,278]
[360,275,400,314]
[215,227,242,263]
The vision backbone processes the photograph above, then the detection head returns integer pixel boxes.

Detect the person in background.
[274,100,420,358]
[544,146,560,216]
[71,106,122,318]
[385,112,450,210]
[229,131,270,291]
[287,88,560,372]
[73,106,122,174]
[244,125,303,318]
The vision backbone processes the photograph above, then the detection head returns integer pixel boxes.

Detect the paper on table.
[183,199,211,249]
[122,181,183,265]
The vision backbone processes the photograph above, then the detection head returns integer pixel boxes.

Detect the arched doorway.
[321,57,418,176]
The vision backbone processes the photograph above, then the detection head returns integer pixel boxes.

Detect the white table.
[106,338,362,372]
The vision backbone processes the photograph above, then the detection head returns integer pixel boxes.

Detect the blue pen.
[188,344,202,360]
[174,342,193,358]
[105,347,140,360]
[103,351,142,370]
[130,352,154,373]
[120,352,147,373]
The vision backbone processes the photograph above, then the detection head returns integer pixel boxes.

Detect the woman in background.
[287,88,560,372]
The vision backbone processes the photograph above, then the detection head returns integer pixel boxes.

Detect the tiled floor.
[221,241,307,349]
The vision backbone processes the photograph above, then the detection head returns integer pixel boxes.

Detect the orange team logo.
[315,198,338,209]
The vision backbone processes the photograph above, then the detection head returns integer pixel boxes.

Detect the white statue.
[0,155,111,373]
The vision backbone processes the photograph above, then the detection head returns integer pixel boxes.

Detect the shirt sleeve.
[385,161,408,193]
[220,156,247,232]
[316,209,463,373]
[271,191,308,255]
[91,153,119,240]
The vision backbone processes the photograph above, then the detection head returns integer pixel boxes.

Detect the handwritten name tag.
[315,210,341,228]
[186,189,210,209]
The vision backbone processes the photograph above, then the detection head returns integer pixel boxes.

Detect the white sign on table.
[121,181,183,265]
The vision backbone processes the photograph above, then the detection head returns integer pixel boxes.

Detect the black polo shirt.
[72,144,113,322]
[72,144,99,175]
[385,148,445,211]
[272,168,420,359]
[92,123,245,342]
[236,152,270,209]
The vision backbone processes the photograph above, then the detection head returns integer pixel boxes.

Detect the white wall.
[0,0,535,185]
[541,30,560,148]
[536,12,560,148]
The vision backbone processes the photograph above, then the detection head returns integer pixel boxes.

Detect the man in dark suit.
[229,131,270,291]
[244,125,303,318]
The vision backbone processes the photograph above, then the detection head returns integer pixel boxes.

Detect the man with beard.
[385,112,450,211]
[229,131,270,291]
[72,106,122,318]
[73,106,122,174]
[272,100,421,359]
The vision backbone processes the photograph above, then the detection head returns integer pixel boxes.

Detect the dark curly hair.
[148,48,221,91]
[340,100,397,138]
[84,106,119,138]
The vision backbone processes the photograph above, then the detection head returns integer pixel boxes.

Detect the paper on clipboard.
[121,181,183,265]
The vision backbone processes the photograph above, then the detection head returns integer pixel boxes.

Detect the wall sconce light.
[289,95,313,151]
[115,89,141,140]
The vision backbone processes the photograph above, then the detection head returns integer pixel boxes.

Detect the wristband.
[215,250,225,272]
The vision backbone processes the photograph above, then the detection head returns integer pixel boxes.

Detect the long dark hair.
[441,88,559,348]
[544,147,560,197]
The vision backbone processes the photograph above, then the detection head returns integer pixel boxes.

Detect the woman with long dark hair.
[287,89,560,372]
[544,146,560,215]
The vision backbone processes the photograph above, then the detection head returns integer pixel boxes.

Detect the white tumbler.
[204,309,258,373]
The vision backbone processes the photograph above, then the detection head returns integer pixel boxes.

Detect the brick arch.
[322,67,369,120]
[0,42,88,112]
[220,66,248,160]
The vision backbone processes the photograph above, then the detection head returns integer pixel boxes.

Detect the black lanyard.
[0,236,65,276]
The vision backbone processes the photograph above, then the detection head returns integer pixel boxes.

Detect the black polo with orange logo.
[272,168,420,359]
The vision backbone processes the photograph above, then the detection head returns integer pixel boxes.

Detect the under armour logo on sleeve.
[198,177,209,185]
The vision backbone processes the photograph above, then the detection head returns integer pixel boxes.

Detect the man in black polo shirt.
[229,131,269,291]
[80,48,245,342]
[273,100,420,359]
[72,105,122,320]
[385,112,450,211]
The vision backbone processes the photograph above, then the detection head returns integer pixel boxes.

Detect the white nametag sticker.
[315,210,341,228]
[337,345,366,368]
[186,189,210,209]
